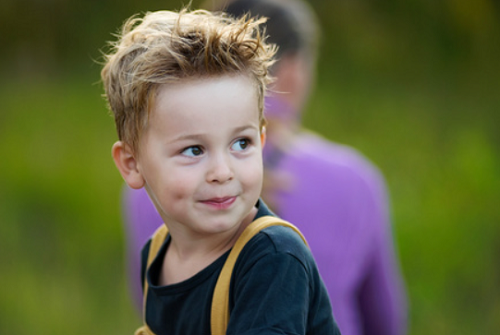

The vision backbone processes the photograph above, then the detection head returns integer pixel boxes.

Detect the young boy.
[121,2,407,334]
[101,8,340,335]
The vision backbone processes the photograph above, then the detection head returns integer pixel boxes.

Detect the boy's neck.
[158,206,258,286]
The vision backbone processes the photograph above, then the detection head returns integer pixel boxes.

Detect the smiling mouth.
[200,196,236,209]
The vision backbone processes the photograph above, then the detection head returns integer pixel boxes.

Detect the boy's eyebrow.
[231,124,260,134]
[169,125,260,143]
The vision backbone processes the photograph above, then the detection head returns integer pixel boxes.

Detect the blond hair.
[101,8,276,152]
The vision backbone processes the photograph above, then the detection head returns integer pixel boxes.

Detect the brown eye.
[232,139,249,151]
[182,146,203,156]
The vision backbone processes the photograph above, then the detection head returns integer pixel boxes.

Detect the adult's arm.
[357,169,408,335]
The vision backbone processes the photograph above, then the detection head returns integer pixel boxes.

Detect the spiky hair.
[101,8,276,152]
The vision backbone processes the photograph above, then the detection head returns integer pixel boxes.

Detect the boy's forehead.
[154,75,259,109]
[148,75,261,124]
[158,74,256,92]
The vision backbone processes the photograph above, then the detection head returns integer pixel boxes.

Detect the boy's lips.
[200,196,236,209]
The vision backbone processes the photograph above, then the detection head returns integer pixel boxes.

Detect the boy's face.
[136,75,264,237]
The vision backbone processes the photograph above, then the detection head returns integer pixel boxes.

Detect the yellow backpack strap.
[210,215,308,335]
[135,224,169,335]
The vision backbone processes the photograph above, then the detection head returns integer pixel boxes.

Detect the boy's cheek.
[149,175,193,199]
[241,163,264,187]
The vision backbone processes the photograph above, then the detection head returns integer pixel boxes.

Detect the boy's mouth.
[200,196,236,209]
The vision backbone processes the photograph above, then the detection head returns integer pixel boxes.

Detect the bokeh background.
[1,0,499,334]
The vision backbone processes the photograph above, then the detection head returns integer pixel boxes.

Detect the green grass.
[0,74,140,334]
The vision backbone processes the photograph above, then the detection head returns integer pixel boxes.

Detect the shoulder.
[298,131,385,181]
[260,225,308,255]
[245,202,311,264]
[236,224,313,272]
[226,223,338,334]
[286,131,390,201]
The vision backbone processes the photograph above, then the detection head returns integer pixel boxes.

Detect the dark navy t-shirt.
[140,200,340,335]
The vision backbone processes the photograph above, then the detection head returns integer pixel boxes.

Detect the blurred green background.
[1,0,499,334]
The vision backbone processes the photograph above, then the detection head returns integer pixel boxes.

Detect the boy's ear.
[260,126,266,148]
[111,141,145,189]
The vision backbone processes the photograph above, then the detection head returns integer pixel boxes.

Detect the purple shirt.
[122,125,407,335]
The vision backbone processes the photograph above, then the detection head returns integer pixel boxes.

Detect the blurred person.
[123,0,408,334]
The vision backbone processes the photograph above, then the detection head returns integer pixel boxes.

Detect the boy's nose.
[206,154,234,183]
